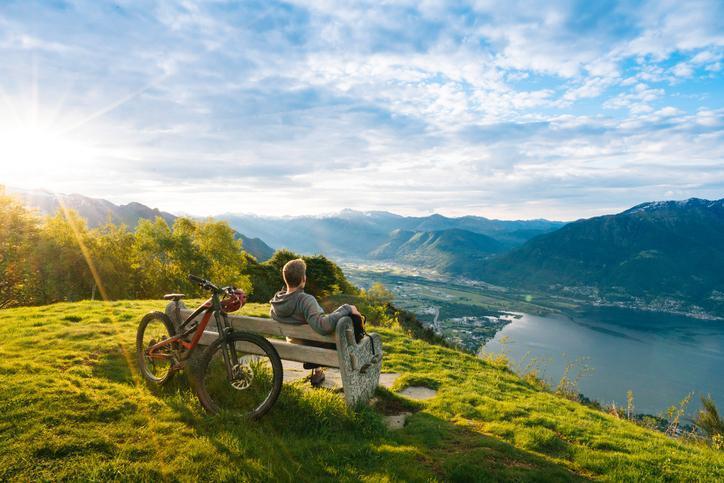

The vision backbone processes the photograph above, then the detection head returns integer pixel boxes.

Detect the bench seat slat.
[178,309,334,344]
[199,330,340,367]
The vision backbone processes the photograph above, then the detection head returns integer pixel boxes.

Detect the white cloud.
[0,0,722,219]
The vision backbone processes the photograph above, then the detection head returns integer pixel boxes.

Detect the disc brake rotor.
[230,362,254,390]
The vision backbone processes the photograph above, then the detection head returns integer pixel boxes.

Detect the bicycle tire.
[136,311,177,385]
[191,332,283,419]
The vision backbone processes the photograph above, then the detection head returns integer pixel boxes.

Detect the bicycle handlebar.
[188,274,205,284]
[188,274,221,293]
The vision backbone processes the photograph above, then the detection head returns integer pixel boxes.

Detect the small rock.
[384,412,412,430]
[398,386,437,400]
[379,372,401,389]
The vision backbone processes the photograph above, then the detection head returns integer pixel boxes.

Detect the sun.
[0,119,95,189]
[1,122,87,164]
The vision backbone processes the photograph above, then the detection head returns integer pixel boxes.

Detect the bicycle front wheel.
[193,332,283,419]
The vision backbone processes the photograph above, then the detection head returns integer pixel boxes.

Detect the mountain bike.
[136,274,283,419]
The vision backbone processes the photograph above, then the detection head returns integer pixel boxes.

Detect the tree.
[191,218,251,293]
[265,249,300,272]
[0,188,40,307]
[131,217,184,298]
[35,210,94,303]
[131,217,253,299]
[0,192,356,306]
[242,250,358,301]
[91,222,135,300]
[365,282,394,305]
[242,249,300,302]
[304,254,356,297]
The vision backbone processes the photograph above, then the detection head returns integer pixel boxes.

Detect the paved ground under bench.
[282,365,437,429]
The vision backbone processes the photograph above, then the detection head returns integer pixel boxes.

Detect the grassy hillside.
[1,300,722,481]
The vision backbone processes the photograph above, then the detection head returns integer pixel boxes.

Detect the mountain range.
[480,198,724,313]
[8,187,275,262]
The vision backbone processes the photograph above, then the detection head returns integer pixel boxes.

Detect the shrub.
[695,395,724,448]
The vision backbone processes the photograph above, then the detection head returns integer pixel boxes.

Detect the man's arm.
[300,294,353,335]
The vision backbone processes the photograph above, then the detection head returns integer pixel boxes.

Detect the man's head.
[282,258,306,290]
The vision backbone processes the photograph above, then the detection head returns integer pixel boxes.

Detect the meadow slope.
[1,300,722,481]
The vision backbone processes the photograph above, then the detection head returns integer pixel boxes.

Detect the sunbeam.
[55,195,169,473]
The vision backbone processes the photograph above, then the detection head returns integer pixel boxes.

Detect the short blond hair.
[282,258,306,288]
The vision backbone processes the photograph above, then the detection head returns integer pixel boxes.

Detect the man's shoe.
[310,369,325,387]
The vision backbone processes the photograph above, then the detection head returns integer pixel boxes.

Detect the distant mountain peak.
[621,197,723,215]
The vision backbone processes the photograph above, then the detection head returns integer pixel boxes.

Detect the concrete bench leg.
[335,317,383,408]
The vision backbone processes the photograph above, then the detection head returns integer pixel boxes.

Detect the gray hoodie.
[269,289,352,335]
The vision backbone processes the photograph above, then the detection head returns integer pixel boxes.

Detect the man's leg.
[286,337,336,385]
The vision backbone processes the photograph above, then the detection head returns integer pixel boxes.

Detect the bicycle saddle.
[163,293,185,301]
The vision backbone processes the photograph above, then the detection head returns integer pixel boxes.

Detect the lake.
[481,308,724,415]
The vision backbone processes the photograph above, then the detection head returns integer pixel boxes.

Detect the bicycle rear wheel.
[193,332,283,419]
[136,312,177,385]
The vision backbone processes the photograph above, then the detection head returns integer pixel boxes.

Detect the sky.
[0,0,722,221]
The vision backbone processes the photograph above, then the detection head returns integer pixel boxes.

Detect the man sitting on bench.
[269,258,361,387]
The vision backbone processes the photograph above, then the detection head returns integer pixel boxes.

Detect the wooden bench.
[165,300,383,407]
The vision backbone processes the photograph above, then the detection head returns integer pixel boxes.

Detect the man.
[269,258,361,386]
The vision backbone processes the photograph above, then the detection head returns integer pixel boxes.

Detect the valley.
[342,261,561,351]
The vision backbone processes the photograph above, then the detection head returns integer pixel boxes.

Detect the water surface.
[482,308,724,414]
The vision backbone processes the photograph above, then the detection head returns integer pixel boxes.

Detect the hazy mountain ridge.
[220,209,565,258]
[9,187,177,228]
[8,187,275,262]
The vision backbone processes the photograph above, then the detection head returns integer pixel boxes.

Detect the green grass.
[1,300,722,481]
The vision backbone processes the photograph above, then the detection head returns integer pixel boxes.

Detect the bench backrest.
[166,303,332,342]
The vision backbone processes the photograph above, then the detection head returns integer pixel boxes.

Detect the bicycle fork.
[215,311,240,381]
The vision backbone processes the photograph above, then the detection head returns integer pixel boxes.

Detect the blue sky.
[0,0,722,220]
